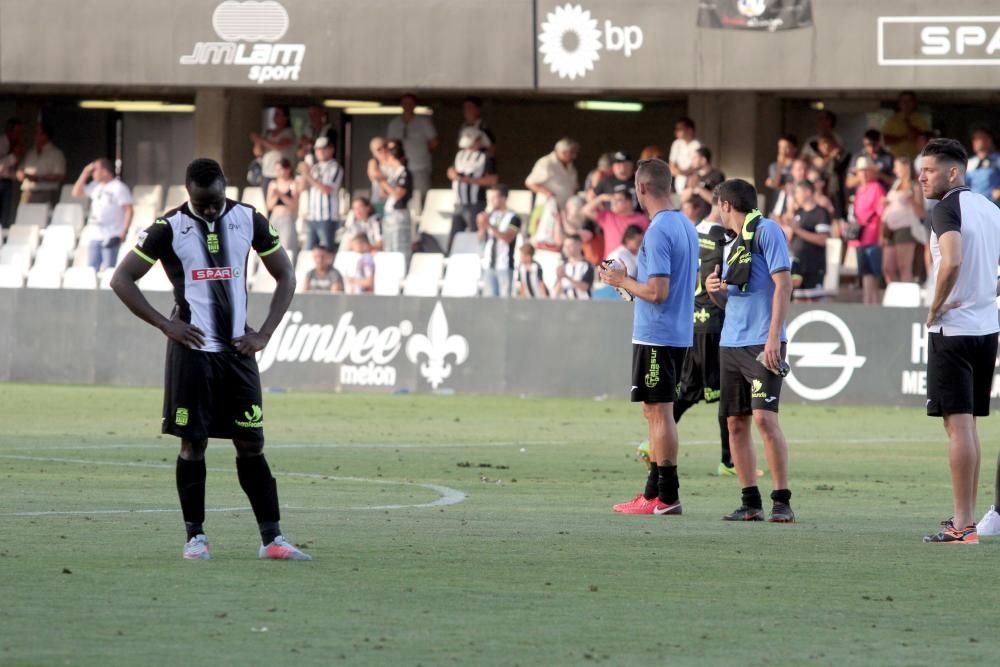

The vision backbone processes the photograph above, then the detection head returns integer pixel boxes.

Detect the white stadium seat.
[533,249,562,293]
[225,185,239,201]
[99,269,115,290]
[823,237,842,296]
[241,186,266,213]
[402,252,444,297]
[131,185,163,212]
[450,231,480,255]
[50,203,86,235]
[373,251,406,296]
[32,245,70,270]
[62,266,98,290]
[0,245,32,276]
[333,250,360,281]
[59,184,90,213]
[138,263,173,291]
[40,225,77,255]
[440,254,482,298]
[506,189,534,218]
[251,266,277,293]
[25,264,63,289]
[14,203,49,228]
[419,189,454,249]
[130,204,158,233]
[163,184,188,211]
[0,265,24,288]
[882,282,922,308]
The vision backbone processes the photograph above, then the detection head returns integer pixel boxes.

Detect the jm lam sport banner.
[697,0,813,31]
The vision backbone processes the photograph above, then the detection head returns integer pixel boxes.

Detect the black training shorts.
[719,344,786,417]
[631,344,687,404]
[162,340,265,442]
[926,332,998,417]
[677,332,722,404]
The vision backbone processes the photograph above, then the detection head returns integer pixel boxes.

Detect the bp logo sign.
[538,3,644,80]
[785,310,867,401]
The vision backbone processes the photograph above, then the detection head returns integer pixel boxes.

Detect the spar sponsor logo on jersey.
[180,1,306,84]
[537,3,643,80]
[879,16,1000,66]
[191,266,239,281]
[901,322,1000,398]
[256,302,469,389]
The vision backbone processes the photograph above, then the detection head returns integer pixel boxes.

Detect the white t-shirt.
[525,151,579,207]
[605,244,638,278]
[668,137,702,192]
[386,116,437,171]
[20,142,66,193]
[85,179,133,241]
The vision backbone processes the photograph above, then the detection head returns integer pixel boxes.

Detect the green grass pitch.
[1,383,999,666]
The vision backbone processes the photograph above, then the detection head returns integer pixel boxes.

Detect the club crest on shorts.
[175,407,189,426]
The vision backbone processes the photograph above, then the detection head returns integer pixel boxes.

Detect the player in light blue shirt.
[706,179,795,523]
[601,159,698,516]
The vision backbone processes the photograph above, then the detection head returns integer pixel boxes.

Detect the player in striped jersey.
[111,159,311,561]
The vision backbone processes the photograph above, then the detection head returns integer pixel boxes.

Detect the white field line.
[0,454,466,516]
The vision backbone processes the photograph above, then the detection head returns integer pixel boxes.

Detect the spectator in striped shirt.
[515,242,549,299]
[477,184,521,298]
[555,235,594,299]
[448,128,497,252]
[297,136,343,251]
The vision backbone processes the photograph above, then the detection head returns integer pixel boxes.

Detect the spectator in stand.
[764,134,799,204]
[448,128,497,251]
[584,152,614,196]
[881,156,923,284]
[555,235,594,299]
[265,158,300,254]
[851,156,887,304]
[787,180,831,301]
[682,146,726,208]
[812,131,851,222]
[71,158,133,273]
[669,117,701,193]
[525,138,579,251]
[847,129,894,189]
[367,136,389,215]
[17,120,64,207]
[345,234,376,295]
[477,184,521,298]
[515,242,548,299]
[772,158,809,224]
[0,117,24,228]
[639,145,665,161]
[593,152,640,211]
[250,106,295,197]
[681,196,710,225]
[966,127,1000,205]
[458,96,495,154]
[881,91,929,161]
[801,110,844,163]
[343,196,382,250]
[297,136,343,250]
[576,188,649,263]
[605,224,645,278]
[297,105,336,161]
[386,93,438,201]
[302,245,344,294]
[804,166,836,217]
[377,140,414,261]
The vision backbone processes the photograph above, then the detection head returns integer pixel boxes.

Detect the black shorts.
[720,344,786,417]
[926,332,998,417]
[677,332,722,404]
[162,340,265,442]
[631,344,686,404]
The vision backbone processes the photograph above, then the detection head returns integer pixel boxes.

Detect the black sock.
[771,489,792,505]
[235,454,281,544]
[741,486,763,510]
[643,462,659,500]
[658,465,679,505]
[673,400,694,424]
[176,457,206,540]
[718,414,732,467]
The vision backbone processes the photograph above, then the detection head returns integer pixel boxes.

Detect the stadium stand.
[533,248,562,293]
[402,252,445,297]
[14,203,49,228]
[61,266,98,290]
[163,185,188,211]
[449,231,480,255]
[373,251,406,296]
[418,189,454,250]
[0,264,23,288]
[882,281,922,308]
[440,254,482,297]
[58,184,89,214]
[50,203,85,236]
[240,186,266,213]
[131,185,163,213]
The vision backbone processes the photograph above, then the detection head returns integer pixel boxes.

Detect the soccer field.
[1,383,998,666]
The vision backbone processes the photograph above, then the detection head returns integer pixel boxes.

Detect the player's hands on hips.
[233,329,270,356]
[926,302,961,327]
[763,337,782,373]
[705,265,725,294]
[161,316,206,349]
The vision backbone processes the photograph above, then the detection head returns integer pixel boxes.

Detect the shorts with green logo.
[677,332,722,404]
[719,344,786,417]
[630,344,686,404]
[162,340,264,442]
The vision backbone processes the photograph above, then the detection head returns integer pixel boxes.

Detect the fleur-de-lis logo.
[405,302,469,389]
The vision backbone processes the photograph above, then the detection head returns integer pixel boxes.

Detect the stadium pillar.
[193,90,263,188]
[688,92,781,191]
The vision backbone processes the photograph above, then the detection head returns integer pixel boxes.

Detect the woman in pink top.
[880,156,924,284]
[851,156,887,304]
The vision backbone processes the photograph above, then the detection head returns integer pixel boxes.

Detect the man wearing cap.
[297,136,343,250]
[593,151,640,212]
[850,154,886,305]
[447,128,497,252]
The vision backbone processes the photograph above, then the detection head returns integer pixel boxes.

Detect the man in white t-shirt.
[72,158,134,272]
[668,117,701,194]
[17,121,65,207]
[386,94,439,202]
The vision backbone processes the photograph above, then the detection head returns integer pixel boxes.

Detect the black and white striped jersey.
[482,210,521,270]
[307,159,343,221]
[452,149,495,206]
[132,199,281,353]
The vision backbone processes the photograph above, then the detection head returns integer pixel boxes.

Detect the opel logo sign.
[785,310,866,401]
